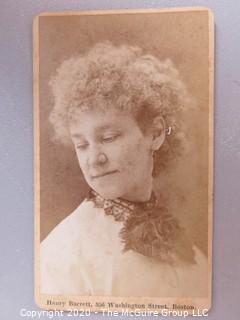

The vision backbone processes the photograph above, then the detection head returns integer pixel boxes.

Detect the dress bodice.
[40,199,208,296]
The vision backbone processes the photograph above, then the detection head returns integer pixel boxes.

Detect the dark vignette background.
[1,0,240,319]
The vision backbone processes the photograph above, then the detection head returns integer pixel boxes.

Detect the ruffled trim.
[86,190,196,264]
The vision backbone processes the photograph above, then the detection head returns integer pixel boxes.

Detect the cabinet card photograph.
[34,7,214,314]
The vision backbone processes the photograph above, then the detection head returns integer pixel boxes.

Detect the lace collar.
[86,189,195,264]
[87,189,158,222]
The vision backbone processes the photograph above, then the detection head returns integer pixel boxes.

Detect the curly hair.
[49,41,192,176]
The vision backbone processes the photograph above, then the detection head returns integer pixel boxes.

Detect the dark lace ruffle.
[86,189,195,264]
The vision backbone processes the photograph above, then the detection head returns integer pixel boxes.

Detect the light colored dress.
[40,199,208,297]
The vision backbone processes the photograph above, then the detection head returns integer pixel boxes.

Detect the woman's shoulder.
[40,199,98,295]
[41,200,94,258]
[42,200,93,242]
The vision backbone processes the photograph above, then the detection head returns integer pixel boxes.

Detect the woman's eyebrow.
[71,132,85,139]
[96,124,120,133]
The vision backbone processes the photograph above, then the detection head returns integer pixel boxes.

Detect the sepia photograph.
[34,7,214,313]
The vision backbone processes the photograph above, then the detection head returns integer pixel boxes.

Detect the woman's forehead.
[69,108,138,136]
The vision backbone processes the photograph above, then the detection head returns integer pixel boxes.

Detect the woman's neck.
[120,176,153,203]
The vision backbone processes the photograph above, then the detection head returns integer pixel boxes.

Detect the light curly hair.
[49,41,192,176]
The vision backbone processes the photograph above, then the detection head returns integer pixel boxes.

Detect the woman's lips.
[92,170,118,179]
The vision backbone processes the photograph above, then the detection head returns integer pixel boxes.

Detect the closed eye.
[102,134,120,143]
[76,142,89,150]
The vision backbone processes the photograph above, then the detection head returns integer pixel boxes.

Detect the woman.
[40,41,207,297]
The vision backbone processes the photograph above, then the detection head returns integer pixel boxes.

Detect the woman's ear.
[151,116,166,151]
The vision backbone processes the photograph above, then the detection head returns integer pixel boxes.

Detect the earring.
[166,126,172,135]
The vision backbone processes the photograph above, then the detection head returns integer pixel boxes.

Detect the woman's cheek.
[76,152,87,173]
[119,147,138,172]
[105,143,126,164]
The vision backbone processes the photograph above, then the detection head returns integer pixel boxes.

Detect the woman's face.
[69,109,155,201]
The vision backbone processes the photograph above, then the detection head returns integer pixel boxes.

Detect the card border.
[33,6,214,313]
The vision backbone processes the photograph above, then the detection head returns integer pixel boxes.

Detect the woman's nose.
[87,147,108,167]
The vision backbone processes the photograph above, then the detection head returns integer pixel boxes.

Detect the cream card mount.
[34,7,214,315]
